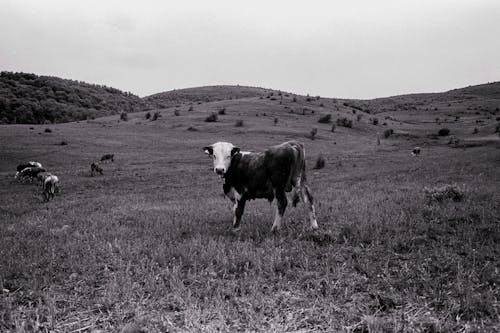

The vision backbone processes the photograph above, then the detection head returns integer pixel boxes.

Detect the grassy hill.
[1,79,500,332]
[0,71,150,124]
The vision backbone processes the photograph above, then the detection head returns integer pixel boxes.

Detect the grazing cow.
[203,141,318,232]
[43,175,59,201]
[17,167,46,183]
[100,154,114,163]
[15,161,43,179]
[411,147,421,156]
[90,162,103,176]
[37,172,53,187]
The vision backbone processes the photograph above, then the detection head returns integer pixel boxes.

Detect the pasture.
[1,93,499,332]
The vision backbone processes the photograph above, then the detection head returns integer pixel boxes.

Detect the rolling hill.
[0,71,150,124]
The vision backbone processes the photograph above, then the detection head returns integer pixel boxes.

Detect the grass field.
[1,89,500,332]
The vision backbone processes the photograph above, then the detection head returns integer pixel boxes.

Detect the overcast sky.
[1,0,499,99]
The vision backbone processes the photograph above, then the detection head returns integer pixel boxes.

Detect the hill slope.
[0,71,150,124]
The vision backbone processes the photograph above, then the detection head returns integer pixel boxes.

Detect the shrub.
[218,108,226,115]
[473,127,478,134]
[438,128,450,136]
[448,136,460,146]
[120,112,128,121]
[44,128,52,133]
[174,110,181,116]
[152,112,161,121]
[205,113,218,122]
[336,117,353,128]
[292,96,297,102]
[372,118,379,125]
[235,119,244,127]
[274,118,278,126]
[145,112,151,120]
[59,140,68,145]
[494,123,500,133]
[320,103,324,107]
[383,129,394,138]
[357,114,362,121]
[424,184,465,203]
[331,124,336,132]
[318,114,332,124]
[187,126,198,131]
[313,155,325,169]
[188,106,194,111]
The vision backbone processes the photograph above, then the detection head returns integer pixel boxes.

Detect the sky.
[1,0,499,99]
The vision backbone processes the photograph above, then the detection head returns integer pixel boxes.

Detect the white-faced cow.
[17,167,46,183]
[43,175,59,201]
[411,147,421,156]
[100,154,114,163]
[203,141,318,233]
[15,161,43,179]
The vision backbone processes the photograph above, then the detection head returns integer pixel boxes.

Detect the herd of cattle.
[14,154,114,202]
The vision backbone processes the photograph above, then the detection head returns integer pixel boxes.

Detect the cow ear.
[203,146,213,155]
[231,147,240,156]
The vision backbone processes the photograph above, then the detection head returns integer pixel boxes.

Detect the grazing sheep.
[43,175,59,201]
[91,162,103,176]
[100,154,114,163]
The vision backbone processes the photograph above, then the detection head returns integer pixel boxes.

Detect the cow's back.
[264,141,305,191]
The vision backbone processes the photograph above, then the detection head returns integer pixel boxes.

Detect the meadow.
[1,89,499,332]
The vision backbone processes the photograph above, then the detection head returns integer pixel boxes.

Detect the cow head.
[203,142,240,177]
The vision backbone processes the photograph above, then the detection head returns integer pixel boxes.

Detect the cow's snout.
[215,168,225,176]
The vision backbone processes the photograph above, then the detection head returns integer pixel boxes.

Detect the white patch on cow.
[271,199,282,232]
[240,151,251,156]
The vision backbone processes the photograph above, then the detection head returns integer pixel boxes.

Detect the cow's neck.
[223,153,242,193]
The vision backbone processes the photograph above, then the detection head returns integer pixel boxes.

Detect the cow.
[15,161,43,179]
[43,175,59,201]
[37,172,53,187]
[411,147,421,156]
[203,141,318,233]
[100,154,114,163]
[17,167,46,183]
[90,162,103,176]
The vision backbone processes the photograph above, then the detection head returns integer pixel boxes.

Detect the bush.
[205,113,218,122]
[336,117,352,128]
[120,112,128,121]
[473,127,478,134]
[145,112,151,120]
[357,114,362,121]
[331,124,336,132]
[59,140,68,145]
[318,114,332,124]
[292,96,297,102]
[187,126,198,131]
[313,155,326,169]
[152,112,161,121]
[274,118,278,126]
[174,110,181,116]
[235,119,244,127]
[383,129,394,138]
[424,184,465,203]
[188,106,194,111]
[372,118,379,125]
[438,128,450,136]
[218,108,226,115]
[44,128,52,133]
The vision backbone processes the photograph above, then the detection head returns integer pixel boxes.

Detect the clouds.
[1,0,499,98]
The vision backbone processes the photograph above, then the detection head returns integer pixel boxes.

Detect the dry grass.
[1,91,499,332]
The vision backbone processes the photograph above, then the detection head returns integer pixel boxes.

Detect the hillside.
[144,85,280,109]
[0,71,150,124]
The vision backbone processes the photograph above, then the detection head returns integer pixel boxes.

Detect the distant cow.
[43,175,59,201]
[17,167,46,183]
[411,147,421,156]
[100,154,114,163]
[37,172,53,187]
[15,161,43,179]
[203,141,318,233]
[90,162,103,176]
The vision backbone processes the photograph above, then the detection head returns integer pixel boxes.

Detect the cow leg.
[271,189,287,232]
[301,184,318,229]
[232,198,246,231]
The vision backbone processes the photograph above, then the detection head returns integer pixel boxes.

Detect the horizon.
[1,1,500,99]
